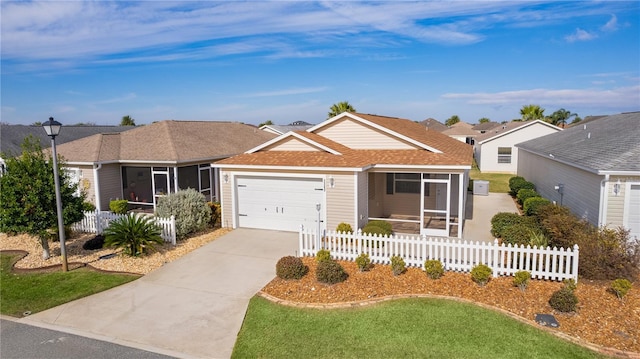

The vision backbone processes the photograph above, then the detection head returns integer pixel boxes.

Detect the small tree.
[478,117,491,123]
[120,115,136,126]
[0,137,85,259]
[328,101,356,119]
[445,115,461,126]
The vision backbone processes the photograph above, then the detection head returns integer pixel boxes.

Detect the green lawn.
[470,168,513,193]
[233,296,605,359]
[0,253,140,317]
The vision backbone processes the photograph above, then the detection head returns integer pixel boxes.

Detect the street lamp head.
[42,117,62,138]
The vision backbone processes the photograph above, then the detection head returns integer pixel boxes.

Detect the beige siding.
[606,176,640,228]
[356,172,368,229]
[518,151,602,225]
[326,172,355,231]
[220,170,233,228]
[77,166,94,204]
[316,118,416,149]
[264,138,320,151]
[480,123,560,173]
[97,164,123,211]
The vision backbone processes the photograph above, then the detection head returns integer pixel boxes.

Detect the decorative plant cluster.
[362,220,393,236]
[355,253,371,272]
[207,201,221,228]
[513,270,531,292]
[156,188,211,240]
[316,259,348,284]
[549,279,578,313]
[109,199,129,215]
[610,278,632,300]
[516,188,540,206]
[508,176,535,197]
[104,213,163,257]
[390,256,406,276]
[336,222,353,234]
[470,264,492,286]
[316,249,331,262]
[276,256,308,280]
[424,259,444,279]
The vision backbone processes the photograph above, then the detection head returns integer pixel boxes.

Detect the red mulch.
[262,257,640,356]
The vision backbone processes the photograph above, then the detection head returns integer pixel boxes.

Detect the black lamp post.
[42,117,68,272]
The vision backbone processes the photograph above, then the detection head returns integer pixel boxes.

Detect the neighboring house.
[471,122,500,134]
[214,112,473,238]
[51,121,277,212]
[442,122,478,144]
[517,112,640,241]
[474,120,562,174]
[0,124,134,173]
[420,118,448,132]
[260,121,314,135]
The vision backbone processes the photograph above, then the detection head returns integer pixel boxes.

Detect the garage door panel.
[236,176,325,232]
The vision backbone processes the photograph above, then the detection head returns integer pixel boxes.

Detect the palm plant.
[547,108,577,127]
[520,104,545,121]
[104,214,163,257]
[327,101,356,119]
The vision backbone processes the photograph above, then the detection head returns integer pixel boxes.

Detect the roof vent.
[583,124,587,130]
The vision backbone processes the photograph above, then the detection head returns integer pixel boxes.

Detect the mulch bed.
[262,257,640,357]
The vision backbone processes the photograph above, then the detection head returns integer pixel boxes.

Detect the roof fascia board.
[478,120,561,145]
[289,132,342,154]
[309,112,444,154]
[244,131,341,155]
[372,164,471,170]
[598,170,640,176]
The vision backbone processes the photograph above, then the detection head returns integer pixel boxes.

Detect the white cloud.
[602,14,618,32]
[441,86,640,108]
[565,28,597,42]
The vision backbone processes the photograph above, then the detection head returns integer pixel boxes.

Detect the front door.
[421,177,450,236]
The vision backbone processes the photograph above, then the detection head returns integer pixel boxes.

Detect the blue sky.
[1,1,639,126]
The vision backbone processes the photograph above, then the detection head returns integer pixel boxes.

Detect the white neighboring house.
[516,112,640,241]
[474,120,562,174]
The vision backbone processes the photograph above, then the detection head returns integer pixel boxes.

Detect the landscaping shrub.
[316,259,348,284]
[501,223,535,246]
[513,270,531,292]
[82,234,105,250]
[156,188,211,240]
[470,264,492,286]
[316,249,331,262]
[364,220,393,236]
[523,197,551,217]
[82,201,96,212]
[276,256,308,280]
[355,253,371,272]
[516,188,540,206]
[207,201,221,228]
[361,225,388,237]
[529,230,549,248]
[509,176,535,197]
[490,212,523,238]
[610,278,632,299]
[103,213,163,257]
[424,259,444,279]
[109,199,129,215]
[390,255,406,276]
[549,285,578,313]
[336,222,353,234]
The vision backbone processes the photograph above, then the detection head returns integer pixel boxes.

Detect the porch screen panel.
[122,167,152,203]
[178,165,198,191]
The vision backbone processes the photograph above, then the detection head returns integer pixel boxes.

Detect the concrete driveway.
[20,228,299,359]
[463,192,519,243]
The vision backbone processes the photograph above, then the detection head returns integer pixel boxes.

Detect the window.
[497,147,512,164]
[387,173,421,194]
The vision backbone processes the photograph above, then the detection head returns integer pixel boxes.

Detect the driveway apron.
[20,228,299,359]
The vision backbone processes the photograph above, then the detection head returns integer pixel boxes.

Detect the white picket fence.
[299,228,580,282]
[72,210,177,245]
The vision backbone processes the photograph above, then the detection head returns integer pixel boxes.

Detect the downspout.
[93,163,103,211]
[598,174,610,228]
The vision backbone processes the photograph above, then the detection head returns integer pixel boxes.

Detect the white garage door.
[626,184,640,241]
[236,176,325,232]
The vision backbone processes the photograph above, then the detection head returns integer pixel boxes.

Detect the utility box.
[473,180,489,196]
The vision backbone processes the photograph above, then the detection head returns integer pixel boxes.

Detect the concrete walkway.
[463,192,519,243]
[21,229,299,359]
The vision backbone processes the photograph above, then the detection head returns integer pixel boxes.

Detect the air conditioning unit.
[473,180,489,196]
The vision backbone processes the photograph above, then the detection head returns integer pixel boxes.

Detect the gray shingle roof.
[0,124,134,157]
[516,112,640,173]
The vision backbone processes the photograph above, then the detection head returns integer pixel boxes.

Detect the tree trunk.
[39,237,50,260]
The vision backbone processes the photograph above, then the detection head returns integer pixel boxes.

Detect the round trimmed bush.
[549,287,578,312]
[362,224,388,236]
[316,259,348,284]
[276,256,308,280]
[316,249,331,262]
[364,220,393,235]
[390,255,406,276]
[610,278,632,299]
[501,223,544,246]
[490,212,522,238]
[513,270,531,291]
[355,253,371,272]
[424,259,444,279]
[523,197,552,217]
[82,234,105,250]
[471,264,492,286]
[516,188,540,206]
[509,177,535,197]
[336,222,353,234]
[109,199,128,214]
